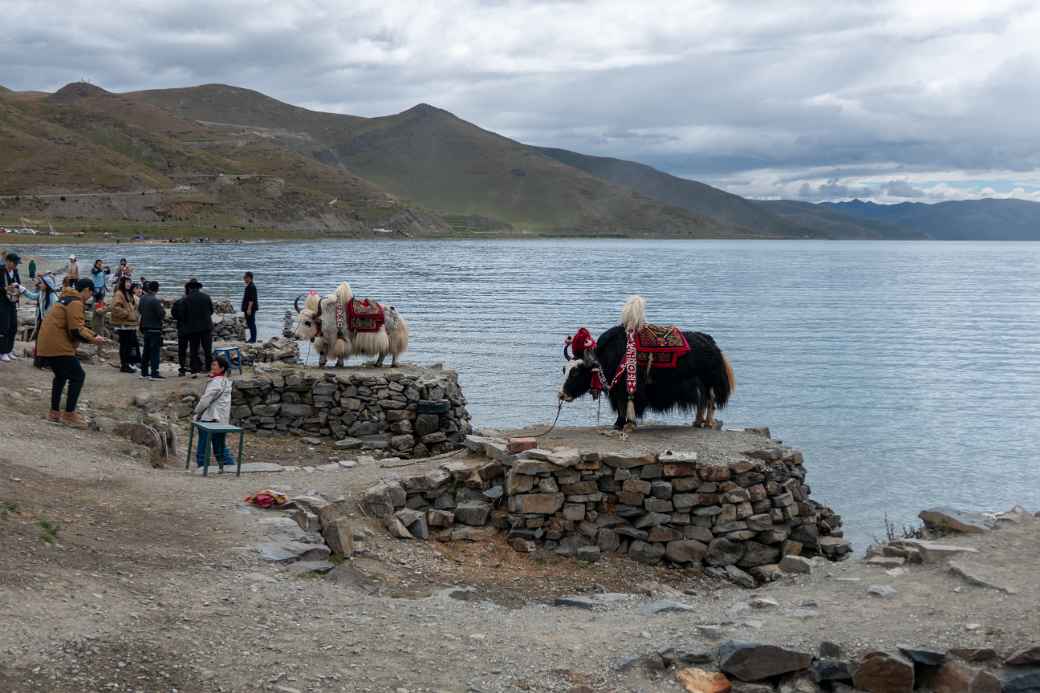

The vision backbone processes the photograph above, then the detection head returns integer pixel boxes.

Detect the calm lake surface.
[16,239,1040,548]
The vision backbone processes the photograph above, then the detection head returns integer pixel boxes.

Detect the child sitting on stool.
[193,355,236,468]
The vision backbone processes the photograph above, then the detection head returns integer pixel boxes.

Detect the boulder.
[892,539,977,564]
[629,540,666,564]
[507,437,537,453]
[719,641,813,682]
[507,493,565,515]
[322,518,354,557]
[666,539,708,564]
[426,509,454,528]
[852,651,914,693]
[1007,646,1040,666]
[676,667,731,693]
[919,507,996,534]
[706,538,746,566]
[779,555,813,575]
[998,667,1040,693]
[811,659,853,684]
[921,659,1002,693]
[896,645,945,669]
[453,501,492,526]
[575,546,600,563]
[725,565,756,588]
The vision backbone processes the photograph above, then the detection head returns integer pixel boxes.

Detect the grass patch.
[0,501,16,518]
[37,517,60,544]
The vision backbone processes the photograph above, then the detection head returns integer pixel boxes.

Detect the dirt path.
[1,356,1037,692]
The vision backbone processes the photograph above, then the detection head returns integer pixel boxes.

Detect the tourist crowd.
[1,250,257,456]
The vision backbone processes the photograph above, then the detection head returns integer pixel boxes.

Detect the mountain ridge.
[2,81,1038,240]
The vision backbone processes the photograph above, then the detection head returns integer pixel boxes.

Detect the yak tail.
[335,282,352,305]
[621,295,647,332]
[713,352,735,409]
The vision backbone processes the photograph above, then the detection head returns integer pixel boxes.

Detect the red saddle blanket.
[634,324,690,368]
[347,298,385,333]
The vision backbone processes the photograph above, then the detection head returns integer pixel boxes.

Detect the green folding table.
[185,421,244,477]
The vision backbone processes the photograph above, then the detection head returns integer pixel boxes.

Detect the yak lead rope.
[528,400,564,438]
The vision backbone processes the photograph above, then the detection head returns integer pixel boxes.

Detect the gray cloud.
[882,180,926,198]
[2,1,1040,202]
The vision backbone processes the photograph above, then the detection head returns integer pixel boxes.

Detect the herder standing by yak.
[559,296,734,432]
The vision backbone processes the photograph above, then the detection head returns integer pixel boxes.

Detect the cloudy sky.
[3,0,1040,203]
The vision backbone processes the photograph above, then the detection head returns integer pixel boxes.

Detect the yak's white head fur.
[335,282,352,305]
[621,295,647,332]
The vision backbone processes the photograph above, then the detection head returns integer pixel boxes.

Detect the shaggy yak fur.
[560,296,734,431]
[294,282,409,368]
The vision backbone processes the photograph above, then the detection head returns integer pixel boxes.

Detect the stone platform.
[227,363,472,458]
[361,425,850,582]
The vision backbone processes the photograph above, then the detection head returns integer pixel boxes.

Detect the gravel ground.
[1,353,1037,693]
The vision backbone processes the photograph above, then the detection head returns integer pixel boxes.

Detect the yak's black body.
[562,325,732,429]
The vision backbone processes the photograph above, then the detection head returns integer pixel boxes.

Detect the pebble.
[867,585,897,598]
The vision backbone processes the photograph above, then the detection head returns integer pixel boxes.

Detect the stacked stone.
[490,441,849,573]
[225,367,472,457]
[363,435,850,580]
[362,458,504,542]
[160,335,299,365]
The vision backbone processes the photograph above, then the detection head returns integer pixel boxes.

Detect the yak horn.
[293,293,306,313]
[563,343,573,360]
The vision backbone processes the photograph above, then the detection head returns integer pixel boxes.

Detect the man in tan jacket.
[37,278,105,427]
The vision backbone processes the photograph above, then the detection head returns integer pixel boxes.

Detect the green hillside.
[130,87,742,236]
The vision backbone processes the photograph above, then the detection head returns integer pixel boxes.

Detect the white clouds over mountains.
[2,0,1039,203]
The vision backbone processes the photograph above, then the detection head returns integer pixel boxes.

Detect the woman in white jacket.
[193,355,235,468]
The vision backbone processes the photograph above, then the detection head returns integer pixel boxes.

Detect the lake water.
[13,239,1040,548]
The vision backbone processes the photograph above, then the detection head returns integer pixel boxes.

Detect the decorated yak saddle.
[346,298,385,334]
[633,324,690,369]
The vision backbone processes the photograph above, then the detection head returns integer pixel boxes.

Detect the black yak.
[559,296,734,431]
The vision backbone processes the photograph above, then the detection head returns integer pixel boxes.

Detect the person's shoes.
[60,411,89,429]
[150,374,165,380]
[46,410,61,423]
[178,370,186,377]
[0,354,11,362]
[120,366,134,373]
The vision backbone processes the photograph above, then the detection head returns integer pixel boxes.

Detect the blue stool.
[185,421,244,476]
[213,346,243,374]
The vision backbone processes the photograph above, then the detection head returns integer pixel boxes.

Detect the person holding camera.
[36,277,106,427]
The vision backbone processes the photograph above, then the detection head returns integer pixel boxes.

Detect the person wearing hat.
[183,278,214,375]
[0,252,23,362]
[64,255,80,282]
[36,277,106,427]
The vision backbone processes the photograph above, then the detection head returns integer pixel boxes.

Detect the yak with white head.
[293,281,409,368]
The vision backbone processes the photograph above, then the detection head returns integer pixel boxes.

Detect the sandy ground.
[1,351,1038,693]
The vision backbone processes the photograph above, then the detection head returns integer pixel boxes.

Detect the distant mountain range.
[1,81,1038,239]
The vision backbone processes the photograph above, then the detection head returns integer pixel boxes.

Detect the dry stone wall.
[226,367,472,457]
[362,434,850,581]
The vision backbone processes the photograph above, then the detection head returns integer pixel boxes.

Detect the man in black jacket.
[183,278,213,375]
[241,271,258,343]
[0,252,23,362]
[138,281,166,380]
[170,283,190,376]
